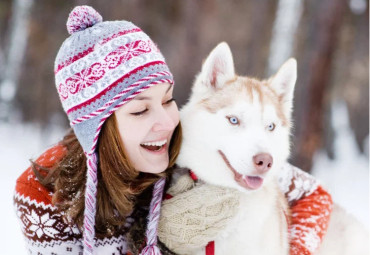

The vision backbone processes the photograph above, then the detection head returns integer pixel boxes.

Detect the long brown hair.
[32,113,182,237]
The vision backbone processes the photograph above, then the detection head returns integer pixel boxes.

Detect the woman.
[14,5,179,255]
[14,5,332,255]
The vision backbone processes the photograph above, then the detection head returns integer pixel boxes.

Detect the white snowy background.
[1,101,368,255]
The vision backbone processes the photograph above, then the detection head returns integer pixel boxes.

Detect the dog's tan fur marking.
[199,76,289,127]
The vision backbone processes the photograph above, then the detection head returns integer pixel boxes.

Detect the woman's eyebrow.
[133,85,173,101]
[134,96,151,101]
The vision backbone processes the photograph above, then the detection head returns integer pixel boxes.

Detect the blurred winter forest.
[0,0,368,171]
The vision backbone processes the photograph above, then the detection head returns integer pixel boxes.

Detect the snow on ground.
[311,101,369,229]
[0,101,368,254]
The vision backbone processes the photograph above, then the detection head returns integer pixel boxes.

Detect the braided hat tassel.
[83,152,98,255]
[140,177,166,255]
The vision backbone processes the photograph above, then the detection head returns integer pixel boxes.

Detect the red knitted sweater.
[14,145,132,255]
[14,145,332,255]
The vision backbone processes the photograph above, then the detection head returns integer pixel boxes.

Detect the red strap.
[189,170,198,181]
[206,241,215,255]
[164,193,173,200]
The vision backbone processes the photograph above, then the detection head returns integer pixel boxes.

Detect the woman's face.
[115,83,179,174]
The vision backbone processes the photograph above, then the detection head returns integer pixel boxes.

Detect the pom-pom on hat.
[55,5,173,255]
[67,5,103,34]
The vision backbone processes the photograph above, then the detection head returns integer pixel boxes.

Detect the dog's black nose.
[253,153,273,174]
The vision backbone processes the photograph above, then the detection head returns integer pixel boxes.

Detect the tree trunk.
[266,0,304,76]
[0,0,33,120]
[292,0,347,171]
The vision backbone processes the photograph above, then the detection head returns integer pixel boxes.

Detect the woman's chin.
[139,161,169,174]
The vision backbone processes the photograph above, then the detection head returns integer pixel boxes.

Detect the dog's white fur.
[176,42,369,255]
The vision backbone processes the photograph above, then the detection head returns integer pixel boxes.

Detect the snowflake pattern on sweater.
[13,145,132,255]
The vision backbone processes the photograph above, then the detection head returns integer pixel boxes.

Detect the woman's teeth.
[141,140,167,147]
[140,139,167,151]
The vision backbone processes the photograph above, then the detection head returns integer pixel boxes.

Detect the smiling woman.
[13,5,182,255]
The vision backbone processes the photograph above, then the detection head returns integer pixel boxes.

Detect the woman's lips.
[140,138,168,153]
[140,142,167,154]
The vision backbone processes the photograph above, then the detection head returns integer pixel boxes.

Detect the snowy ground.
[311,102,369,229]
[0,102,368,254]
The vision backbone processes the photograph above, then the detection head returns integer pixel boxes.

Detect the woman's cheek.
[171,104,180,126]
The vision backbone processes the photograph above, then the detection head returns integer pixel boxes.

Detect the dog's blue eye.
[227,116,239,125]
[267,123,276,131]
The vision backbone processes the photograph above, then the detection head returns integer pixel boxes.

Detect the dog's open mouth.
[218,150,264,190]
[242,175,264,189]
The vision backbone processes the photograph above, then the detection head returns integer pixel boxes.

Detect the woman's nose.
[152,108,178,132]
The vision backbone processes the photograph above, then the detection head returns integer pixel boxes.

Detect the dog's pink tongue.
[243,176,263,190]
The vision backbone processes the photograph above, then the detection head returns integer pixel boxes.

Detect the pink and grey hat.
[55,5,171,255]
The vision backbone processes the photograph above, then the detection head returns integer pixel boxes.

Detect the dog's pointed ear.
[270,58,297,116]
[200,42,235,89]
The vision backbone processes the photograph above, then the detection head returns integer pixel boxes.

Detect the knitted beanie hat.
[55,5,171,255]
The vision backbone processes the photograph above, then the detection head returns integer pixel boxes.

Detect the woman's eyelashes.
[130,108,148,116]
[130,98,175,116]
[165,98,175,104]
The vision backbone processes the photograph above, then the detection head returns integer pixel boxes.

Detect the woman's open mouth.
[218,150,264,190]
[140,139,167,153]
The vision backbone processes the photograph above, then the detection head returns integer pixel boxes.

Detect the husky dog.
[173,42,368,255]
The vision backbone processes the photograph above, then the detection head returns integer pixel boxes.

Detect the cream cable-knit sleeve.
[158,174,241,255]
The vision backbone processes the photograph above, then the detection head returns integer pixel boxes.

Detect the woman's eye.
[267,123,276,131]
[227,116,239,125]
[130,109,148,116]
[164,98,176,105]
